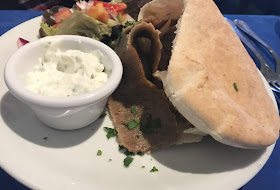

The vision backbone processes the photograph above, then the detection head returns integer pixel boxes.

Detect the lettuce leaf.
[40,23,58,36]
[40,11,112,41]
[55,11,111,40]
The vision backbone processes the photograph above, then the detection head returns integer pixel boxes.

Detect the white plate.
[0,16,276,190]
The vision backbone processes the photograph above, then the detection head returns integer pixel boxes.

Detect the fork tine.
[234,19,280,74]
[275,81,280,88]
[227,18,280,94]
[269,82,280,92]
[270,84,280,92]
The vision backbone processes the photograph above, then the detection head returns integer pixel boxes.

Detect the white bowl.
[4,35,123,130]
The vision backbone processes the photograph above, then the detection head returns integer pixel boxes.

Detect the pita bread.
[156,0,280,148]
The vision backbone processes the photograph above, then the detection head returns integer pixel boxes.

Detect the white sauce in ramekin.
[25,42,108,97]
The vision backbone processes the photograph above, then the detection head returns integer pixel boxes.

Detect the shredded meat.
[108,22,202,153]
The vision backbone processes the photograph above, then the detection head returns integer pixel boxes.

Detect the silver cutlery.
[225,18,280,93]
[234,19,280,73]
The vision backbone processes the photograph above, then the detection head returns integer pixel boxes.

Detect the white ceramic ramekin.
[4,35,122,130]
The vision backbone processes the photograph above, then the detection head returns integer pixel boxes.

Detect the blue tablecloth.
[0,10,279,190]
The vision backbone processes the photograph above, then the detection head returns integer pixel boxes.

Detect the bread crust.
[157,0,280,148]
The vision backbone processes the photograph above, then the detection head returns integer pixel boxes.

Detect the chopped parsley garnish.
[104,127,118,139]
[124,150,135,156]
[120,145,144,157]
[131,106,137,115]
[124,156,134,167]
[150,166,158,172]
[127,121,139,129]
[137,152,144,156]
[141,166,145,168]
[233,83,239,92]
[123,118,140,130]
[140,114,161,134]
[97,150,102,156]
[125,21,135,28]
[134,118,140,124]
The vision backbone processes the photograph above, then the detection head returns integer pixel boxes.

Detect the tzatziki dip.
[25,41,108,97]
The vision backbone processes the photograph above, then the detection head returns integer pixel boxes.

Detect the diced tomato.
[99,10,109,23]
[54,8,72,24]
[87,3,105,20]
[96,3,106,16]
[93,1,127,15]
[53,22,62,28]
[87,3,111,23]
[122,14,126,21]
[87,6,98,19]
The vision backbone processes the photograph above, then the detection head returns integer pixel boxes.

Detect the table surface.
[0,10,280,190]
